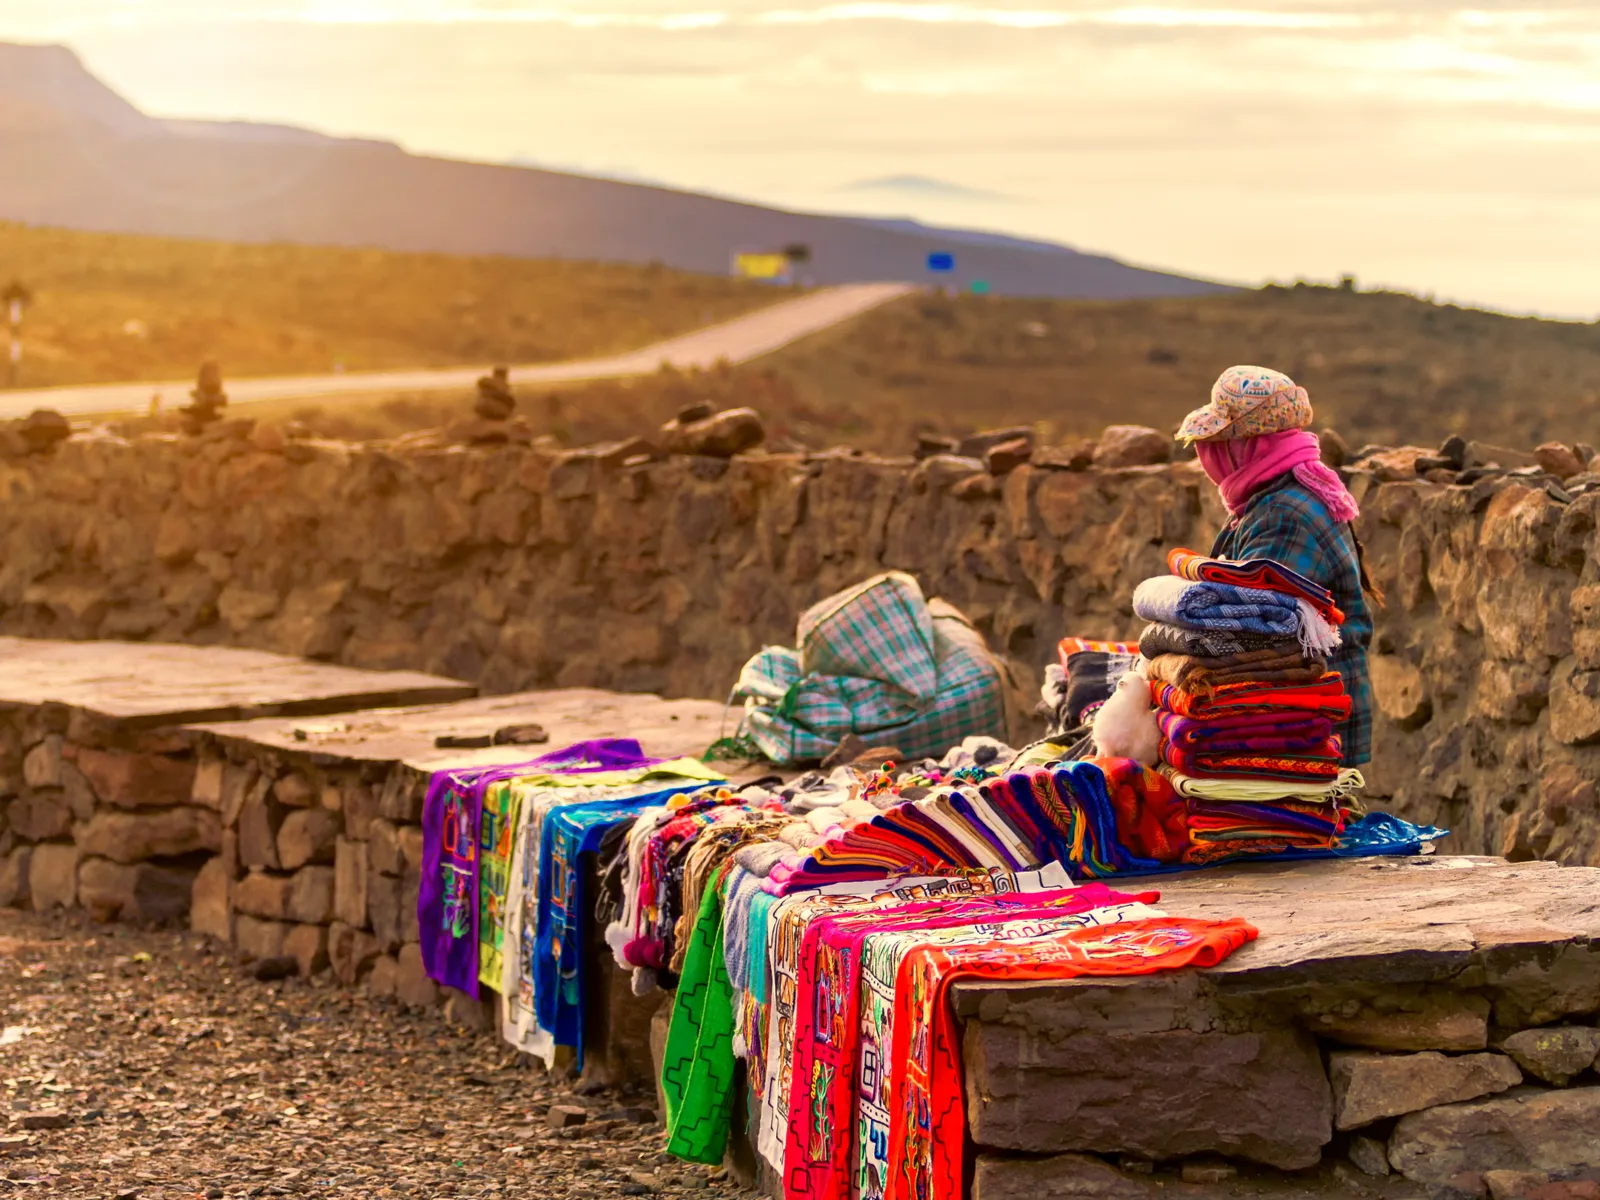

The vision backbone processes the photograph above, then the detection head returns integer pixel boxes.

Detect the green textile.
[730,572,1007,765]
[661,870,738,1164]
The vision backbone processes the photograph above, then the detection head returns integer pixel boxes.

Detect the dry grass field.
[751,285,1600,452]
[0,223,786,388]
[222,284,1600,454]
[15,220,1600,452]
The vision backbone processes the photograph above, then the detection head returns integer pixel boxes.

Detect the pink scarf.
[1196,430,1359,523]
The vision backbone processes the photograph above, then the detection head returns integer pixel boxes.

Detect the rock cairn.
[179,361,228,435]
[474,365,516,421]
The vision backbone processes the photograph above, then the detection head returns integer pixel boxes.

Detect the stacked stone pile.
[1351,434,1600,504]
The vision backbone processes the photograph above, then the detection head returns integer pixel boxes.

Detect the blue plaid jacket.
[1210,476,1374,767]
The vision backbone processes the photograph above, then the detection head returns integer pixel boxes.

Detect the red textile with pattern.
[1057,636,1138,672]
[1084,756,1189,864]
[883,916,1260,1200]
[1152,674,1352,720]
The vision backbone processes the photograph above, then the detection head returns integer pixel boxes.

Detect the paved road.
[0,282,914,419]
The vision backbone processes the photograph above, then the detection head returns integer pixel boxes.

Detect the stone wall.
[0,703,210,922]
[4,422,1600,863]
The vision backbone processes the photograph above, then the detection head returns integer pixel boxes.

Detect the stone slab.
[954,856,1600,1013]
[958,856,1600,1162]
[0,636,475,728]
[185,687,734,774]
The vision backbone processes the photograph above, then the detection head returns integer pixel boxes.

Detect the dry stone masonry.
[4,418,1600,866]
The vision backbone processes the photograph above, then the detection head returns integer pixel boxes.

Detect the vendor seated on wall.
[1177,366,1378,769]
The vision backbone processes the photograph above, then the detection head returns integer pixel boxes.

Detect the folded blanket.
[1158,710,1336,753]
[1182,796,1344,865]
[1159,740,1344,782]
[1058,636,1140,666]
[1085,756,1188,864]
[1152,674,1353,721]
[1132,575,1342,657]
[1140,621,1302,661]
[1168,548,1344,626]
[1144,649,1326,697]
[1187,797,1344,838]
[1063,649,1139,728]
[1161,766,1365,803]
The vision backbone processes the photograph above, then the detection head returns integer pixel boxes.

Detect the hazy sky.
[6,1,1600,316]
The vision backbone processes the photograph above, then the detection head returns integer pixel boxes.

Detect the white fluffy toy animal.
[1090,667,1161,766]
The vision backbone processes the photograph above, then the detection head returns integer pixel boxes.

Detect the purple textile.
[1158,710,1333,753]
[416,739,666,996]
[524,739,655,773]
[419,765,511,997]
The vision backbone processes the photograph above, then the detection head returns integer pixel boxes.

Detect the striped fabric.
[732,575,1007,765]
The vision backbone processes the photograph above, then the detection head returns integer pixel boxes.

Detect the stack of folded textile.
[1040,636,1140,754]
[1133,547,1359,865]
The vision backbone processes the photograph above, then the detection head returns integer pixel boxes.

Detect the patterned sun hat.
[1176,365,1313,443]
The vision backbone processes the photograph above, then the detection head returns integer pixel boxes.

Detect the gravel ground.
[0,907,753,1200]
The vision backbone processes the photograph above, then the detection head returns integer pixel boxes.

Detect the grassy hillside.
[0,223,786,388]
[238,284,1600,454]
[754,285,1600,452]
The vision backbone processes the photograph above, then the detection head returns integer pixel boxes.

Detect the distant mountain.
[0,42,1233,301]
[839,174,1014,203]
[0,41,153,136]
[847,217,1088,260]
[164,119,394,151]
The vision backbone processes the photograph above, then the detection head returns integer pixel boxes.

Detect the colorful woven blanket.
[883,916,1260,1200]
[1153,674,1353,721]
[1086,756,1188,864]
[1159,741,1344,782]
[1133,575,1341,656]
[1158,709,1336,753]
[749,865,1073,1172]
[1162,766,1365,804]
[1168,547,1344,625]
[782,884,1155,1200]
[1144,649,1327,697]
[1183,797,1343,865]
[1139,621,1302,661]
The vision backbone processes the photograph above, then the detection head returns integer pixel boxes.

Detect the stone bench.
[958,855,1600,1194]
[181,685,730,1082]
[0,636,474,921]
